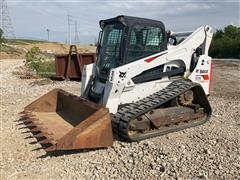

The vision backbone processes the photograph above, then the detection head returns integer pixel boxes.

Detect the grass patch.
[1,44,18,52]
[0,43,23,55]
[7,39,49,45]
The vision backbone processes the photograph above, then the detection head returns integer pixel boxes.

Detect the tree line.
[209,25,240,59]
[0,28,4,43]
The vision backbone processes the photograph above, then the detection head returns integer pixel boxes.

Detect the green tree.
[224,25,239,39]
[0,28,5,43]
[209,25,240,59]
[214,30,223,39]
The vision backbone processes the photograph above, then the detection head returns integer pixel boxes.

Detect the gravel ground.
[0,59,239,179]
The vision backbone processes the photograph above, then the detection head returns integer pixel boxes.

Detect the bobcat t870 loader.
[21,15,213,152]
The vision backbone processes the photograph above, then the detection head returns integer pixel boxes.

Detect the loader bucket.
[21,89,113,152]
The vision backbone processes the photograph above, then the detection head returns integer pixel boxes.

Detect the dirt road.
[0,59,239,179]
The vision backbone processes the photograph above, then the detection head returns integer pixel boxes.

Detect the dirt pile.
[0,41,96,59]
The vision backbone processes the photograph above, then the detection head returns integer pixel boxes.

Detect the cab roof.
[99,15,165,29]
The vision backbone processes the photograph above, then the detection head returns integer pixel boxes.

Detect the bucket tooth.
[33,131,53,138]
[25,120,42,127]
[21,117,38,123]
[21,113,34,118]
[31,128,50,136]
[39,138,56,145]
[38,138,48,144]
[26,117,38,121]
[38,138,50,144]
[44,145,56,152]
[31,126,48,132]
[25,121,41,127]
[30,127,42,132]
[19,111,25,114]
[20,116,29,121]
[19,110,30,115]
[25,123,37,127]
[33,133,45,138]
[20,115,27,119]
[22,119,33,123]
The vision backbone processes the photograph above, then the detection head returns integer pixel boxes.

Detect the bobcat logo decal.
[119,71,127,78]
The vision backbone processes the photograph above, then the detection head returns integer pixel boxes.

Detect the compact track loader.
[21,15,213,151]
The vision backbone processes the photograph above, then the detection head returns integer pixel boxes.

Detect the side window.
[107,29,122,45]
[129,31,136,45]
[144,28,162,46]
[127,25,164,63]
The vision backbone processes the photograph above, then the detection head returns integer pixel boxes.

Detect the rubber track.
[112,79,211,141]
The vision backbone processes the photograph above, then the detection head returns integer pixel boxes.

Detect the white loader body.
[81,25,213,114]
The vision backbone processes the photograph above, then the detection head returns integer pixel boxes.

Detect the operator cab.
[96,15,168,80]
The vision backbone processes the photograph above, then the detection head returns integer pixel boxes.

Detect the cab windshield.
[97,23,124,74]
[127,25,164,63]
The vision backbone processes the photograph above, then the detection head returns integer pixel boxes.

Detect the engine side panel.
[189,55,212,95]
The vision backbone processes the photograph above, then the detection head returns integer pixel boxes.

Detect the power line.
[0,0,15,39]
[74,21,80,45]
[67,13,73,44]
[46,28,50,41]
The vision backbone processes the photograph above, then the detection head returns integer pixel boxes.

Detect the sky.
[5,0,240,44]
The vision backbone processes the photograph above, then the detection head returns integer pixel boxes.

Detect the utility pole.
[67,13,73,45]
[94,37,97,46]
[74,21,80,45]
[46,29,50,41]
[0,0,15,39]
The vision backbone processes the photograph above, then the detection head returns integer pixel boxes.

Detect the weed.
[25,47,55,78]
